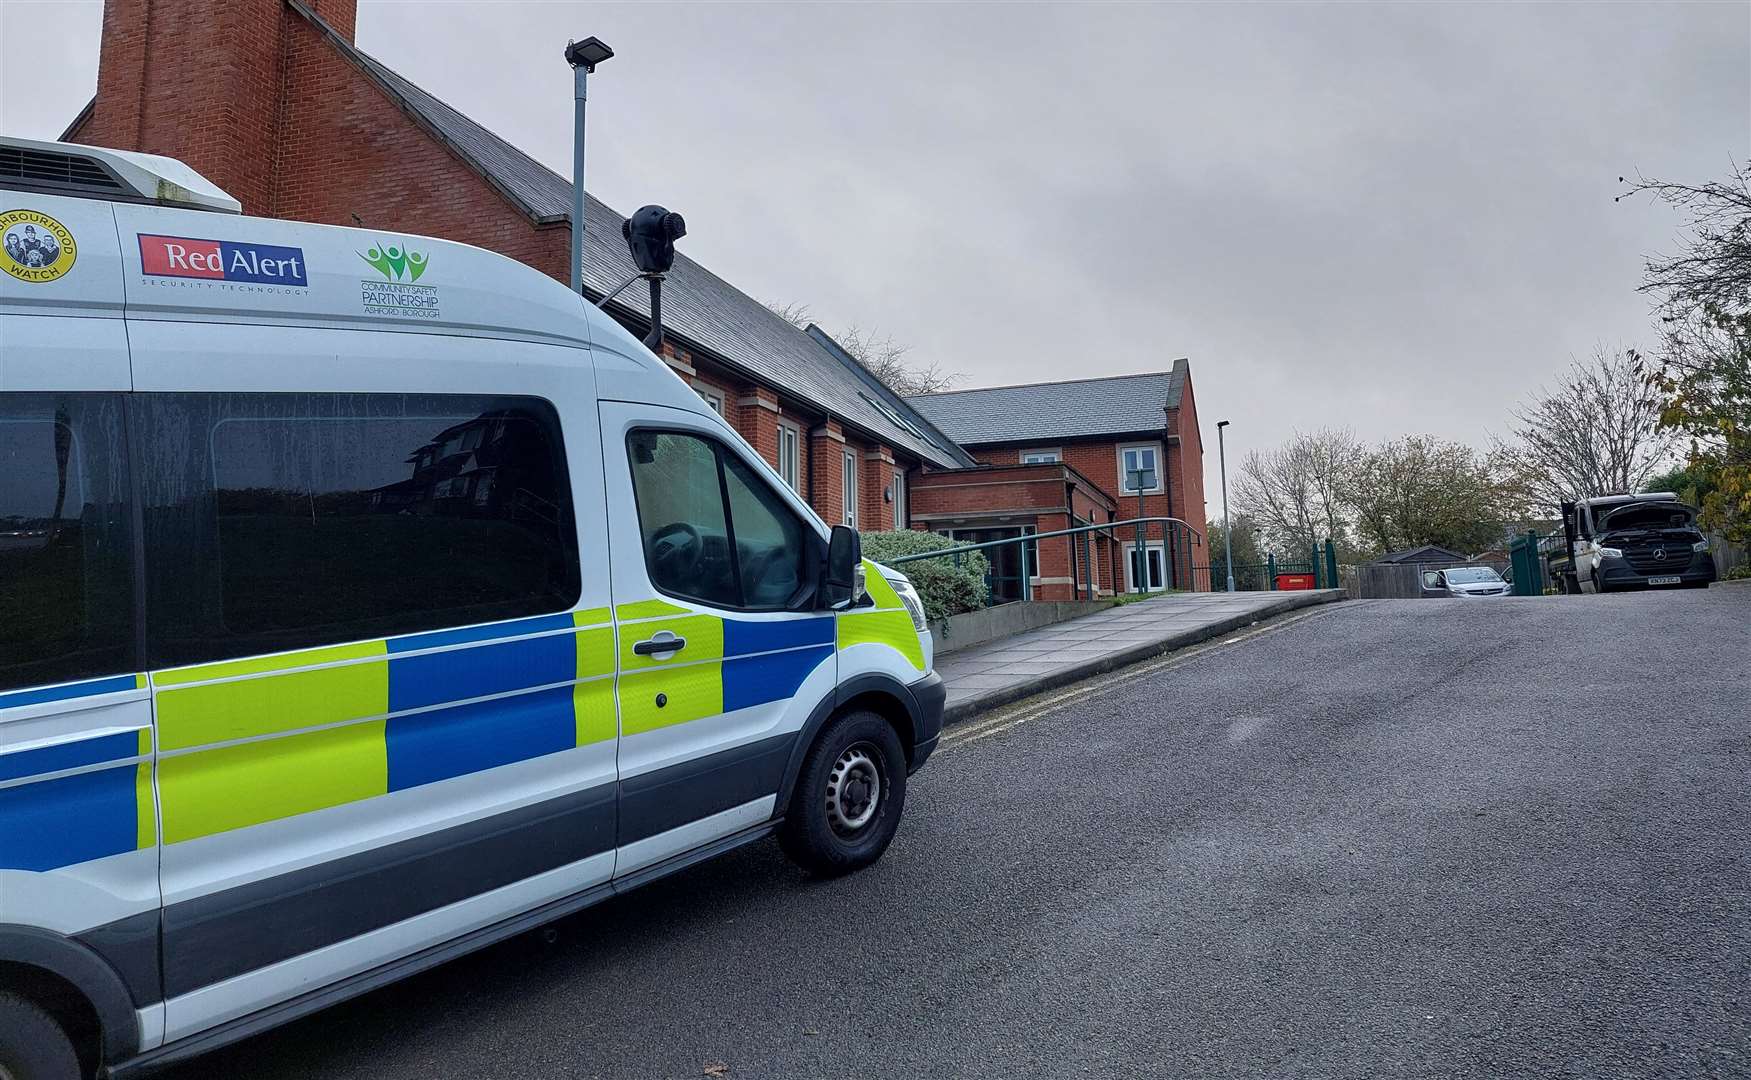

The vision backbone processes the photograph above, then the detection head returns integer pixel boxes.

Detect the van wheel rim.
[826,743,882,835]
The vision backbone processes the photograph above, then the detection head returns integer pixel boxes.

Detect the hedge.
[859,530,989,621]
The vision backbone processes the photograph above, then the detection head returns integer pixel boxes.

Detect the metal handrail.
[886,515,1204,566]
[888,515,1205,602]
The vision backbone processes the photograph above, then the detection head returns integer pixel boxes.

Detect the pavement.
[936,589,1345,722]
[165,589,1750,1080]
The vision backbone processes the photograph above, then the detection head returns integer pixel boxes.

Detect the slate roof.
[276,2,975,469]
[908,360,1188,447]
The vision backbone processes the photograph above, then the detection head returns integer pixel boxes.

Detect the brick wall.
[1165,376,1209,587]
[76,0,290,216]
[907,463,1123,600]
[961,436,1206,591]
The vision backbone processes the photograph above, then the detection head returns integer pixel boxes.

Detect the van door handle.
[633,636,686,656]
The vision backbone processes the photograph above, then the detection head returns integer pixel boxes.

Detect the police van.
[0,136,943,1079]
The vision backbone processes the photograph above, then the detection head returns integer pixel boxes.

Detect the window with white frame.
[1118,442,1162,494]
[841,449,858,527]
[1020,448,1061,464]
[776,421,801,492]
[892,468,907,528]
[695,385,725,416]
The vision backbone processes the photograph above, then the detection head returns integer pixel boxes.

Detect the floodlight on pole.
[565,36,614,296]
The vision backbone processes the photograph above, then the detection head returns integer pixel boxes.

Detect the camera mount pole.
[644,273,666,351]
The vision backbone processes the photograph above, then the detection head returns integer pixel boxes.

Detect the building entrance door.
[951,527,1028,604]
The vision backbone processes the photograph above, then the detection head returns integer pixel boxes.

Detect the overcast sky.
[4,1,1747,504]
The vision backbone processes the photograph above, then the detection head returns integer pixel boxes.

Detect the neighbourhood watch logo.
[1,210,77,283]
[359,239,440,320]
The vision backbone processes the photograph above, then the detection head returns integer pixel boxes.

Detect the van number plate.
[1648,576,1681,586]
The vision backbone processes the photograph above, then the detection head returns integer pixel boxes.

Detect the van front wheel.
[779,710,907,877]
[0,992,82,1080]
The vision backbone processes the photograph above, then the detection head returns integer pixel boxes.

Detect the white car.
[1421,565,1512,597]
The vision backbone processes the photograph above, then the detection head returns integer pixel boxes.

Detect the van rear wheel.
[779,710,907,877]
[0,992,82,1080]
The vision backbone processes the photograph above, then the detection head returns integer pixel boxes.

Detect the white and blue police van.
[0,135,943,1079]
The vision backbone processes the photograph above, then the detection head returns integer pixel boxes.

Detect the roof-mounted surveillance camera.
[622,205,686,276]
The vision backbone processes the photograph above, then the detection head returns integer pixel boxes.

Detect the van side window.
[0,393,137,693]
[723,454,807,607]
[628,431,810,611]
[137,393,580,667]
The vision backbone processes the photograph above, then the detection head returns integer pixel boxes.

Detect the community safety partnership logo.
[138,234,309,293]
[359,239,441,319]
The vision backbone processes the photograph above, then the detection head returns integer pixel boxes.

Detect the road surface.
[166,590,1751,1079]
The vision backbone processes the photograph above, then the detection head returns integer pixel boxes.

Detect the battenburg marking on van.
[138,234,309,286]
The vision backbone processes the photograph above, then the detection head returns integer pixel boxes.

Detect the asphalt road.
[168,590,1751,1080]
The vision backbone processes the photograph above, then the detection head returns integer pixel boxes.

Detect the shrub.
[859,530,989,621]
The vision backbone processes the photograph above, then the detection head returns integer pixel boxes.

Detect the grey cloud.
[3,0,1745,505]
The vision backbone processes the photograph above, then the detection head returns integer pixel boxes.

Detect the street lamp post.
[564,36,614,296]
[1129,468,1151,594]
[1217,420,1235,592]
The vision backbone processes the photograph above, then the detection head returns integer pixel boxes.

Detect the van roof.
[2,173,619,352]
[1581,492,1679,507]
[1,135,242,213]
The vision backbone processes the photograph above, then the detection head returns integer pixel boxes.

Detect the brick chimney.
[74,0,358,216]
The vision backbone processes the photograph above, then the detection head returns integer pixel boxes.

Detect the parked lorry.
[1546,493,1718,593]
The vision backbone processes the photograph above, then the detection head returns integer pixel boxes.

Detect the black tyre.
[0,991,82,1080]
[778,710,907,877]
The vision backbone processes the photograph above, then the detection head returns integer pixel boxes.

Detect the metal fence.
[889,515,1206,606]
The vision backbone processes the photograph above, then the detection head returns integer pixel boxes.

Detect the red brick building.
[62,0,976,532]
[908,362,1208,598]
[57,0,1206,602]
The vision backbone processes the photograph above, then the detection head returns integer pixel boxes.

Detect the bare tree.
[1234,429,1355,556]
[765,300,960,397]
[1496,345,1674,507]
[765,300,815,328]
[1622,162,1751,325]
[1303,427,1360,546]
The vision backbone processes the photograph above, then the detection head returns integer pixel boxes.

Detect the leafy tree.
[1624,163,1751,542]
[1341,435,1511,557]
[1207,513,1267,588]
[1642,462,1711,504]
[1647,308,1751,540]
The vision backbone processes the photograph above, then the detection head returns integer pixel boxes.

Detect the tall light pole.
[1217,420,1235,592]
[564,36,614,296]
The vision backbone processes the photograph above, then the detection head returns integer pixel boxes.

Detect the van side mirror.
[1421,571,1441,590]
[822,525,863,610]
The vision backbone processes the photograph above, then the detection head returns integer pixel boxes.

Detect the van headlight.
[889,576,928,632]
[1693,539,1710,553]
[1596,546,1623,559]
